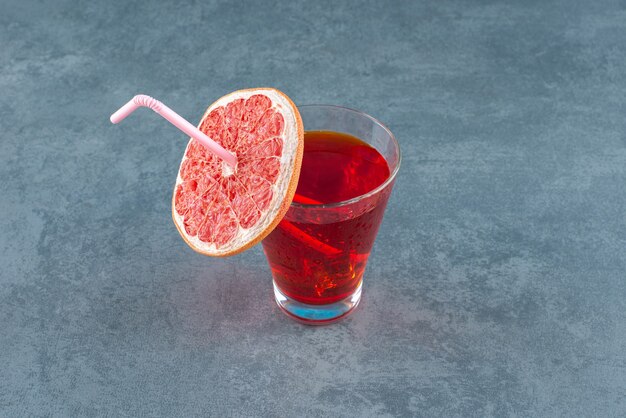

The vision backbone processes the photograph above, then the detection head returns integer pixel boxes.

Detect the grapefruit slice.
[172,88,304,257]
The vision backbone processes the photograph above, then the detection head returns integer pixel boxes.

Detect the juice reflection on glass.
[262,105,400,324]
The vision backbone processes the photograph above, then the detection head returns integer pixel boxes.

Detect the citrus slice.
[172,88,304,257]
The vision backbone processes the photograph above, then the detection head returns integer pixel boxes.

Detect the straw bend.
[110,94,162,124]
[132,94,163,112]
[110,94,237,167]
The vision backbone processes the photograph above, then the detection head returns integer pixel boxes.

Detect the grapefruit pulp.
[172,88,304,256]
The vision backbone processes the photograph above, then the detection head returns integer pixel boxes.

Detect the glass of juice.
[261,105,401,324]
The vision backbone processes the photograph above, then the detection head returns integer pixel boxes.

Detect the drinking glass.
[262,105,401,324]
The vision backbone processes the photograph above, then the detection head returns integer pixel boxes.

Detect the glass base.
[273,280,362,325]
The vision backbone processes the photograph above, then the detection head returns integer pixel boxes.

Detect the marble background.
[1,0,625,416]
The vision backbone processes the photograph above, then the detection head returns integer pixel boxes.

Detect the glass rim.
[290,104,401,209]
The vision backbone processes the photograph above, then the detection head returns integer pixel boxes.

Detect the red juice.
[262,131,391,305]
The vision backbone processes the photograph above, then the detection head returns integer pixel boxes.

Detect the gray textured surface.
[1,0,625,416]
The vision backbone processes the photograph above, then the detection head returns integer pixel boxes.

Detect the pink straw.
[110,94,237,167]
